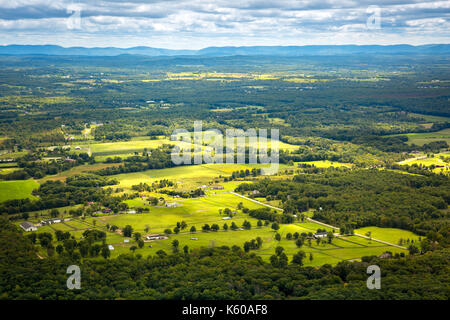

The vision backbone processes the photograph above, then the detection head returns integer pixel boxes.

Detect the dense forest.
[236,169,450,238]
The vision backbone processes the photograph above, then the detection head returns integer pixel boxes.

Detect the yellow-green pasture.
[355,227,421,245]
[0,151,28,160]
[96,192,267,234]
[397,154,449,174]
[106,223,406,267]
[297,160,353,168]
[396,128,450,146]
[110,160,351,192]
[80,134,299,159]
[39,162,122,182]
[21,191,410,266]
[78,136,174,156]
[0,180,39,202]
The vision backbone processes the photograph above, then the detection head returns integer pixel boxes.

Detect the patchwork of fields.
[0,133,429,267]
[398,128,450,146]
[397,152,449,174]
[18,191,412,266]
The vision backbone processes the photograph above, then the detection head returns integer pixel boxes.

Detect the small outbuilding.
[165,202,180,208]
[313,231,328,238]
[145,234,168,241]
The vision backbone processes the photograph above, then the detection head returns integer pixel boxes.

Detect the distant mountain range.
[0,44,449,56]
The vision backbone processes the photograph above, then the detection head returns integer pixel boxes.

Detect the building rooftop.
[20,221,35,229]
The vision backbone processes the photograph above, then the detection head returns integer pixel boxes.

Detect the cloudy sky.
[0,0,449,49]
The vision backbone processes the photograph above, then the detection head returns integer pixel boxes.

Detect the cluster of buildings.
[20,217,68,232]
[198,185,224,191]
[145,234,168,241]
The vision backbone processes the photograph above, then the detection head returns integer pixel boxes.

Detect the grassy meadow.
[0,180,39,202]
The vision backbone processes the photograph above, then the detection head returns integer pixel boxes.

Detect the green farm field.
[80,135,299,158]
[109,161,350,191]
[106,225,406,266]
[0,180,39,202]
[397,154,449,174]
[399,128,450,146]
[355,226,421,245]
[96,192,267,234]
[110,163,291,190]
[21,191,410,266]
[80,136,174,156]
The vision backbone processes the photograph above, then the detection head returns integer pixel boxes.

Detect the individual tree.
[56,244,64,255]
[271,222,279,232]
[275,233,281,241]
[122,225,133,237]
[275,246,284,256]
[292,251,306,266]
[79,242,89,257]
[172,239,179,253]
[408,244,419,255]
[101,246,110,259]
[278,252,288,268]
[269,254,278,267]
[256,237,263,248]
[50,209,59,218]
[327,231,334,244]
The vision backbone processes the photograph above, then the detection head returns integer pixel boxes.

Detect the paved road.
[353,233,407,249]
[230,191,407,249]
[229,191,283,211]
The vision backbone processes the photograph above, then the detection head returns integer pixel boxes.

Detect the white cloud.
[0,0,448,47]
